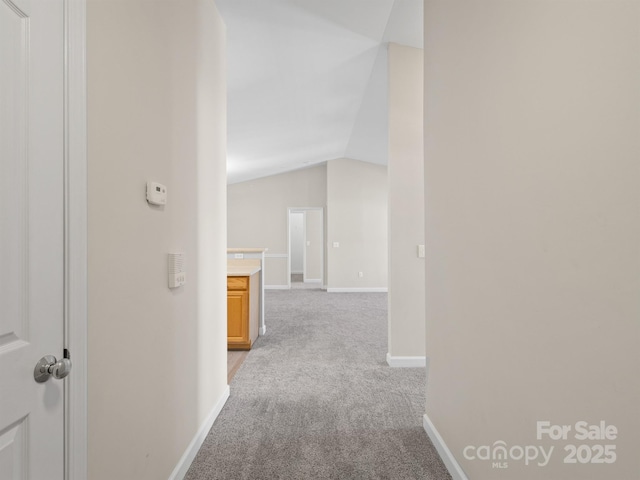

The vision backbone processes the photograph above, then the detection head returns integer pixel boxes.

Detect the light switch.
[418,245,425,258]
[168,253,186,288]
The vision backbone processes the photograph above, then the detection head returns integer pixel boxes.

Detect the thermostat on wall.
[146,181,167,206]
[168,253,186,288]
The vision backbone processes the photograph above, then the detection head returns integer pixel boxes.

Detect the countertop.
[227,266,261,277]
[227,248,268,254]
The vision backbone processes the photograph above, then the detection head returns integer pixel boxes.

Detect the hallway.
[187,290,450,479]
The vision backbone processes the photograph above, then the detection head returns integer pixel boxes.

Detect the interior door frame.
[64,0,87,478]
[287,210,306,282]
[287,207,324,288]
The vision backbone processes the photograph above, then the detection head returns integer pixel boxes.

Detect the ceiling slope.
[217,0,423,184]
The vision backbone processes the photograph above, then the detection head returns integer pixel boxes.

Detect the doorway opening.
[287,207,324,290]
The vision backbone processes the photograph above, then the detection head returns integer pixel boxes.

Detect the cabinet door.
[227,290,248,343]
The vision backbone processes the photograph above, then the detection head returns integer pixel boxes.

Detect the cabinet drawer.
[227,276,248,290]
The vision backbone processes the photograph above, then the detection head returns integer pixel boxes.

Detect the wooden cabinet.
[227,274,259,350]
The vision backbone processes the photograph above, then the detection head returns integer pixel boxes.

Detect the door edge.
[63,0,87,479]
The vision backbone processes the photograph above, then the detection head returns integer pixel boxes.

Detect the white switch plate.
[168,253,186,288]
[358,272,364,278]
[418,244,425,258]
[333,242,340,248]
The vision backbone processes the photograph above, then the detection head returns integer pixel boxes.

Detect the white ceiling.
[216,0,423,184]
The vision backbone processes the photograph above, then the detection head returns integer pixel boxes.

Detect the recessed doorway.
[287,207,324,289]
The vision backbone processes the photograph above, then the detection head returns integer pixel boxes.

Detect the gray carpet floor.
[185,289,452,480]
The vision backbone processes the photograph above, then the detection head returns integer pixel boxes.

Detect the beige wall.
[227,165,327,287]
[387,43,425,359]
[87,1,228,479]
[326,158,388,291]
[424,1,640,479]
[228,159,387,291]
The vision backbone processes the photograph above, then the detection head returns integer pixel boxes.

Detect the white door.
[0,0,66,478]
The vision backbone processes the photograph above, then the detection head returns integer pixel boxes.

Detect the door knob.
[34,355,72,383]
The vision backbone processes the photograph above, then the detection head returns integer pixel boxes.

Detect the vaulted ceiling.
[216,0,423,184]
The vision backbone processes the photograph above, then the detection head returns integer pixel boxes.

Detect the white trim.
[64,1,87,479]
[264,253,288,258]
[168,386,231,480]
[265,285,290,290]
[259,325,267,335]
[423,414,469,480]
[386,353,426,368]
[304,279,321,283]
[326,287,388,293]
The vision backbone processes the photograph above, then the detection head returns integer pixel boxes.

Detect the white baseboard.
[326,287,388,293]
[386,353,426,368]
[265,285,290,290]
[304,278,322,283]
[168,385,230,480]
[259,326,267,335]
[423,413,468,480]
